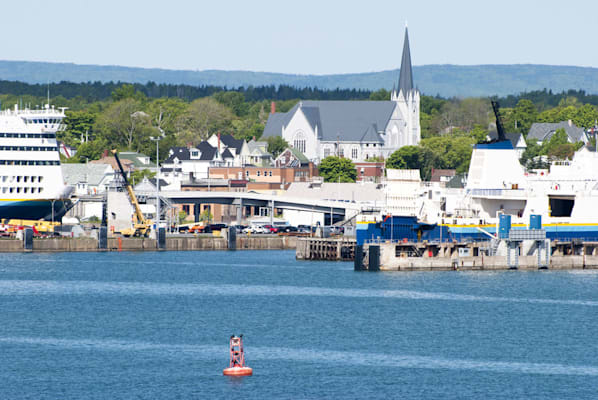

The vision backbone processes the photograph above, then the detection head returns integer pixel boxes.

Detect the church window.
[293,132,306,153]
[351,148,358,159]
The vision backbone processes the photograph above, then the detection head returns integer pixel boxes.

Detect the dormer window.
[191,151,199,158]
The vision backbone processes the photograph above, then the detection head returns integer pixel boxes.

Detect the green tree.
[60,110,96,147]
[213,91,249,117]
[266,136,288,158]
[175,98,234,145]
[469,124,488,143]
[369,89,390,101]
[512,99,538,134]
[318,156,357,183]
[94,99,156,151]
[386,146,420,169]
[71,139,108,163]
[111,84,146,102]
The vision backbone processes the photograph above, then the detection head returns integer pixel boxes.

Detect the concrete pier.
[0,235,297,253]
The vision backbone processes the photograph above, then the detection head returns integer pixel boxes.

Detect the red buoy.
[223,335,253,376]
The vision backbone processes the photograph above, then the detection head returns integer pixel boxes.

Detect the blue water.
[1,250,598,399]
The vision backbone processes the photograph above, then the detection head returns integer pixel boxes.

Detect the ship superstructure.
[0,104,72,220]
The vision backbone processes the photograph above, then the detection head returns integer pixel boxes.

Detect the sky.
[2,0,596,75]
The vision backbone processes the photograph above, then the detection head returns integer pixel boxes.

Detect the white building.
[262,27,420,163]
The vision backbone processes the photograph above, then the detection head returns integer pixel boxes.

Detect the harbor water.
[1,250,598,399]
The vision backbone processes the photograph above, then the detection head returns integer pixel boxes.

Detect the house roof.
[61,163,114,186]
[247,140,271,156]
[89,156,134,172]
[288,147,309,163]
[220,134,244,151]
[165,147,191,162]
[221,148,234,159]
[263,100,393,143]
[430,169,456,182]
[118,151,150,168]
[197,142,217,160]
[528,121,587,142]
[488,131,526,148]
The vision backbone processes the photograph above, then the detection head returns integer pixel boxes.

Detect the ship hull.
[0,199,73,221]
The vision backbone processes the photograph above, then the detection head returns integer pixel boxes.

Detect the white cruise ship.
[0,103,72,220]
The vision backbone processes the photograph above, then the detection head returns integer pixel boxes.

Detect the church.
[262,27,420,163]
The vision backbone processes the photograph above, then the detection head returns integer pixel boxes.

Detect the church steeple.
[397,25,414,94]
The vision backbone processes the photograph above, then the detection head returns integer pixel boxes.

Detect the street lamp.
[150,130,164,230]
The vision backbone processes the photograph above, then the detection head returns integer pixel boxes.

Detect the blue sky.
[3,0,595,74]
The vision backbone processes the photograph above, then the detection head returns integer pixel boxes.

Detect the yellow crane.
[112,150,152,237]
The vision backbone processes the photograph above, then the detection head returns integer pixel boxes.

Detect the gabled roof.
[288,147,309,163]
[62,163,114,186]
[300,106,322,139]
[221,148,234,159]
[398,26,414,94]
[196,142,217,160]
[360,124,384,143]
[247,140,271,156]
[165,147,191,162]
[488,131,526,148]
[119,151,150,168]
[263,100,395,143]
[220,134,244,151]
[528,121,587,143]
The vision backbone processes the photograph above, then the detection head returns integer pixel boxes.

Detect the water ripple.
[0,279,597,306]
[1,336,596,377]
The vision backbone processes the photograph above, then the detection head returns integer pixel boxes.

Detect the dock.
[296,237,598,271]
[295,237,356,261]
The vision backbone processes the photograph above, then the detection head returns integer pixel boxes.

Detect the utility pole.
[150,129,164,230]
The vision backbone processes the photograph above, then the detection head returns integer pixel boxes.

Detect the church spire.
[398,25,414,94]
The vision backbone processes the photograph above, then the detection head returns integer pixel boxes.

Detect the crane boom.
[491,100,507,143]
[112,150,152,236]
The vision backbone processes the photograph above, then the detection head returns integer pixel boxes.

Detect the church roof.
[263,100,392,143]
[361,124,384,143]
[398,26,414,94]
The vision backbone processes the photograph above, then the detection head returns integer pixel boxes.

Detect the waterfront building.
[262,27,420,163]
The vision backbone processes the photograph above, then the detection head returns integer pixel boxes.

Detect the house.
[528,121,589,144]
[430,169,456,184]
[487,131,527,158]
[61,163,116,195]
[209,163,316,191]
[246,140,272,166]
[354,162,385,182]
[274,147,310,168]
[89,155,134,173]
[261,27,420,163]
[207,133,248,166]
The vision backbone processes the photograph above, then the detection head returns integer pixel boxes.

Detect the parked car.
[243,225,266,234]
[280,225,298,233]
[297,225,312,233]
[231,225,246,233]
[263,224,278,233]
[204,223,227,233]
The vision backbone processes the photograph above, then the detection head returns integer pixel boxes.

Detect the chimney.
[568,119,573,127]
[271,101,276,114]
[217,132,221,152]
[102,149,108,158]
[252,136,256,141]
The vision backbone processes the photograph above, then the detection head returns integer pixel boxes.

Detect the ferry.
[0,104,72,220]
[358,140,598,244]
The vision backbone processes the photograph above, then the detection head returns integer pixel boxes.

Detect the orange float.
[223,335,253,376]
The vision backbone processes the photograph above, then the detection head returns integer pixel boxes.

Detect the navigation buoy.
[223,334,253,376]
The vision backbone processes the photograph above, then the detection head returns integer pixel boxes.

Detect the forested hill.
[2,60,598,97]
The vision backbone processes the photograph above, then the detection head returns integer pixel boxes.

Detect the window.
[339,148,344,158]
[1,188,5,193]
[245,171,249,177]
[24,176,29,183]
[38,188,43,193]
[352,148,358,159]
[16,176,21,183]
[257,171,261,177]
[324,148,330,157]
[269,171,272,177]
